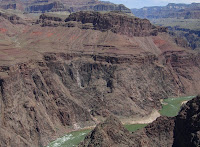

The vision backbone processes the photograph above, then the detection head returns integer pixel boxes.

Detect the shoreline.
[68,109,161,134]
[121,109,161,125]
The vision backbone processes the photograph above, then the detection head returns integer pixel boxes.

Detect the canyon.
[0,2,200,147]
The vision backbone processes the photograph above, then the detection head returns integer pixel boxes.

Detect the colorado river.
[47,95,196,147]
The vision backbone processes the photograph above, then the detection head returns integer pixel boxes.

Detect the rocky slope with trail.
[0,10,200,147]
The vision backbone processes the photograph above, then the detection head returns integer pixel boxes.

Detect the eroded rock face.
[65,11,166,37]
[0,61,95,147]
[37,11,167,36]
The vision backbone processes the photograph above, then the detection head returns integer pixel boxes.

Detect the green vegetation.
[159,96,195,117]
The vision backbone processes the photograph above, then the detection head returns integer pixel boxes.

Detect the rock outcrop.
[173,95,200,147]
[79,115,136,147]
[0,61,95,147]
[37,11,167,36]
[64,11,166,36]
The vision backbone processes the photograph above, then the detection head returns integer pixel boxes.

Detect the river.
[47,95,196,147]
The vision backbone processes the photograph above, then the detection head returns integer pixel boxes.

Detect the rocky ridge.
[38,11,167,37]
[65,11,166,36]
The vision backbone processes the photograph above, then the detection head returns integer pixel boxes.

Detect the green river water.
[47,95,196,147]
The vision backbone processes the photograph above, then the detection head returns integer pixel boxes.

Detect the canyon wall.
[0,10,200,146]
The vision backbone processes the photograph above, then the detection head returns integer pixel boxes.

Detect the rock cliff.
[64,11,166,37]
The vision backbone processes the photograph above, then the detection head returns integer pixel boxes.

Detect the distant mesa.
[131,3,200,19]
[0,0,132,13]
